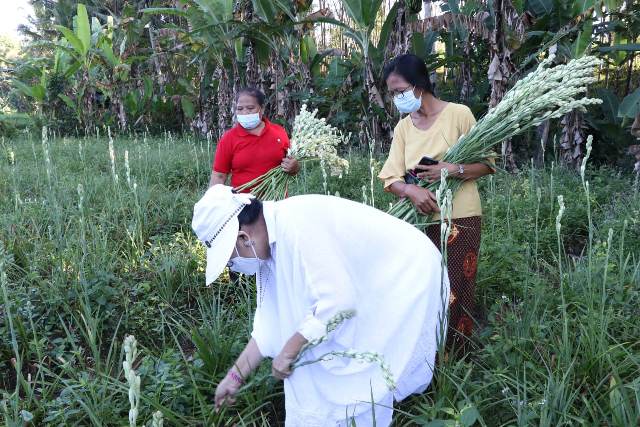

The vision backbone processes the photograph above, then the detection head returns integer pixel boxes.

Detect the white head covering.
[192,185,254,285]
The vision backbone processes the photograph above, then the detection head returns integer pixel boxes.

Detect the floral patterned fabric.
[426,216,482,349]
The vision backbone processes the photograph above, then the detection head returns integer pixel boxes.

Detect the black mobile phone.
[418,156,439,166]
[406,156,439,184]
[404,171,420,185]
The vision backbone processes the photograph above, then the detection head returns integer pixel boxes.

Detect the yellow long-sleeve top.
[378,102,492,220]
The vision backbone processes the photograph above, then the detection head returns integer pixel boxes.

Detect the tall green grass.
[1,132,638,426]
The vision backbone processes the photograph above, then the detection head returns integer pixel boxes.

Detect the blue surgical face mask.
[237,112,262,129]
[228,242,262,275]
[393,87,422,114]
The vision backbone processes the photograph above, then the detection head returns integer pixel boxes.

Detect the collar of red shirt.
[234,117,272,137]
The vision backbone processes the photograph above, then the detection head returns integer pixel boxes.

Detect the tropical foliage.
[2,0,639,170]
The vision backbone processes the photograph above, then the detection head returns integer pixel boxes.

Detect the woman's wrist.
[227,369,244,385]
[447,163,460,177]
[403,183,416,198]
[282,332,308,357]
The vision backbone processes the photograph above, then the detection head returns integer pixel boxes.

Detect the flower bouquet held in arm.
[235,105,350,200]
[388,54,603,226]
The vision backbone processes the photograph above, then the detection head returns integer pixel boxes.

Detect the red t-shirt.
[213,118,290,190]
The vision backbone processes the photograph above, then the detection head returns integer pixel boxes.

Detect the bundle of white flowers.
[236,105,349,200]
[388,54,602,225]
[295,349,397,391]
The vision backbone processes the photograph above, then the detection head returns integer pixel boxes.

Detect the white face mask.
[393,87,422,114]
[237,112,262,130]
[228,241,262,276]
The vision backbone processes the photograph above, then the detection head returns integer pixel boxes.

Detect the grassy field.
[1,133,639,426]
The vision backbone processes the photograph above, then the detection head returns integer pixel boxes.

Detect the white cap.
[192,185,254,285]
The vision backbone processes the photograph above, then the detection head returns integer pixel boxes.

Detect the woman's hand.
[213,339,262,411]
[272,332,307,380]
[272,350,296,380]
[214,372,242,411]
[281,157,300,175]
[405,185,440,215]
[415,162,458,183]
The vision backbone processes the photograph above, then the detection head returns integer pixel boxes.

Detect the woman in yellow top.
[379,54,494,349]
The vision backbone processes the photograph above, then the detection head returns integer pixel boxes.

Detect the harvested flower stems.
[387,54,602,226]
[236,105,349,200]
[291,310,397,391]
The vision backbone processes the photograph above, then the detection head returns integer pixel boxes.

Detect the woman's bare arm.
[209,171,229,187]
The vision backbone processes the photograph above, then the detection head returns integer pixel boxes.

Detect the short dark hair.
[382,54,434,94]
[237,198,263,226]
[236,87,266,107]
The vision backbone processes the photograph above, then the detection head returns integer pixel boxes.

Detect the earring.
[243,240,254,247]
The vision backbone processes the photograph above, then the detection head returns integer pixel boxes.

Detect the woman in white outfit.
[191,185,449,426]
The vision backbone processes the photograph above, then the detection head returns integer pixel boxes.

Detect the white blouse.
[251,195,449,426]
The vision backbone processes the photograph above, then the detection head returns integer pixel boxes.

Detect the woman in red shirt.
[209,87,300,190]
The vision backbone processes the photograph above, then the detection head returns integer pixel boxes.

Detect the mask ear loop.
[242,238,260,259]
[227,245,240,268]
[238,237,260,258]
[249,242,259,259]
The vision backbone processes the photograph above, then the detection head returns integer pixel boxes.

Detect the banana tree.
[145,0,334,134]
[558,5,596,170]
[339,0,386,110]
[246,1,336,124]
[517,0,636,170]
[522,0,626,170]
[487,0,534,171]
[208,0,337,127]
[10,44,83,126]
[303,0,396,143]
[96,15,130,128]
[11,70,47,118]
[10,3,95,126]
[144,0,246,135]
[53,3,98,128]
[54,3,140,130]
